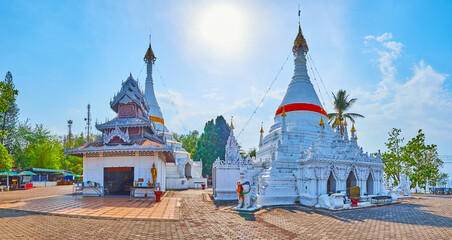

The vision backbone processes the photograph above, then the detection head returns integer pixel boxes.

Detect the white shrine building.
[213,23,385,208]
[67,39,206,196]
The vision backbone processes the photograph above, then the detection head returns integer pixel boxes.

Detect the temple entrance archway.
[185,163,191,179]
[346,171,357,197]
[366,173,374,195]
[327,172,337,195]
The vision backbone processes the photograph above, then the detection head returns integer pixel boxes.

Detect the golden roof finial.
[351,124,356,133]
[335,116,341,126]
[354,133,358,140]
[344,119,348,126]
[281,106,287,117]
[293,19,309,53]
[144,34,156,63]
[319,116,324,126]
[260,122,264,133]
[230,116,234,130]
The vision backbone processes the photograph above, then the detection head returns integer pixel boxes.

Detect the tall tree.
[0,71,19,151]
[402,129,445,189]
[381,128,406,185]
[193,116,230,177]
[172,130,200,158]
[0,144,12,171]
[0,71,18,170]
[10,122,61,170]
[328,89,364,136]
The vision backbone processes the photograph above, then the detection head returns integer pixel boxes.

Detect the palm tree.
[328,90,364,136]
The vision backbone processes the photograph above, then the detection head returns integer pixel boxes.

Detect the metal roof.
[30,168,65,173]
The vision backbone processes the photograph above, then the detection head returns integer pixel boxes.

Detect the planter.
[154,191,163,202]
[201,184,206,190]
[350,197,360,207]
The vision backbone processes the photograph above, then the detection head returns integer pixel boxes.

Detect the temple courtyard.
[0,186,451,239]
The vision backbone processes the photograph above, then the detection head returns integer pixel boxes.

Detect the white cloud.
[354,33,452,154]
[362,33,404,101]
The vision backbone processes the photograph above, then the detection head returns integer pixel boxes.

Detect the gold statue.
[151,163,157,187]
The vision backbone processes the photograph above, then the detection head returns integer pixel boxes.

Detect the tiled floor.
[1,187,452,239]
[0,193,181,220]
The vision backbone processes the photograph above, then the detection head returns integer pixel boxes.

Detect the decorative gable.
[110,74,149,115]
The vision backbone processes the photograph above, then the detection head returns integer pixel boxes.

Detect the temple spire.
[229,116,235,137]
[144,34,156,64]
[275,13,327,121]
[144,34,164,125]
[343,119,349,141]
[281,107,287,137]
[259,122,264,147]
[293,9,308,54]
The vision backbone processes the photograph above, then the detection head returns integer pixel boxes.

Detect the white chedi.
[213,21,386,209]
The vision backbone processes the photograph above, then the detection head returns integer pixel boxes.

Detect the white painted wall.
[83,155,167,192]
[213,165,241,200]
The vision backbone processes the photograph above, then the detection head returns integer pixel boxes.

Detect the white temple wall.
[213,165,241,200]
[83,155,167,193]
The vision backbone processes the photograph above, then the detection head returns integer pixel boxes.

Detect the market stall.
[0,171,19,190]
[18,171,36,189]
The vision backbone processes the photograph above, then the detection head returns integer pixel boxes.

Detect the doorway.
[346,171,357,197]
[185,163,192,179]
[327,172,337,195]
[104,167,134,195]
[366,173,374,195]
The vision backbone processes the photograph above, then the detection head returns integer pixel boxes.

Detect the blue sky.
[1,0,452,176]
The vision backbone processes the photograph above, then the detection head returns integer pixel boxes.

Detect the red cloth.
[275,103,328,117]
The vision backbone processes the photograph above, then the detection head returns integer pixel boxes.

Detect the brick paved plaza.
[0,186,451,239]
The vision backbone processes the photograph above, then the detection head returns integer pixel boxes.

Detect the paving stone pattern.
[0,188,451,239]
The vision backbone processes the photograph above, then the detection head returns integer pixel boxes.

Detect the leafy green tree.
[0,71,19,151]
[172,130,200,158]
[193,116,230,177]
[10,121,62,170]
[402,129,445,189]
[248,148,257,158]
[328,89,364,136]
[0,71,18,170]
[381,128,406,185]
[0,143,12,171]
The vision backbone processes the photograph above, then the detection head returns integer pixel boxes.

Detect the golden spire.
[230,116,234,130]
[281,106,287,117]
[293,24,309,53]
[260,122,264,133]
[354,133,358,140]
[319,116,324,126]
[344,119,348,126]
[144,35,156,63]
[335,117,341,126]
[351,124,356,133]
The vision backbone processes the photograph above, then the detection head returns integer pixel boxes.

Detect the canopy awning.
[30,168,65,173]
[0,171,18,176]
[18,171,37,176]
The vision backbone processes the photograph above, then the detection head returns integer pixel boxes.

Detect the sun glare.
[194,2,248,56]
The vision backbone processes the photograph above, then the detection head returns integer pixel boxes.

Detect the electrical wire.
[236,51,292,139]
[155,65,189,133]
[307,54,333,107]
[307,57,327,112]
